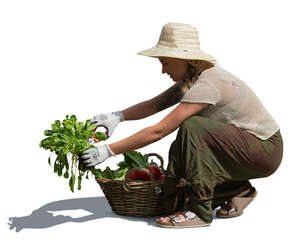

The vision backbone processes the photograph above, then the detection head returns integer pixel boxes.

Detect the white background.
[1,0,299,243]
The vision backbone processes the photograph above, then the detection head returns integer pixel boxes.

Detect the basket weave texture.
[96,153,167,217]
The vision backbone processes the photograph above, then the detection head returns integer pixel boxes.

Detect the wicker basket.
[95,153,166,217]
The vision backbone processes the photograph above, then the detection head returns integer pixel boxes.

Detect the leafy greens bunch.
[92,151,158,180]
[40,115,160,192]
[39,115,107,192]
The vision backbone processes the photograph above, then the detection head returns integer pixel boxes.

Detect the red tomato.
[135,170,151,181]
[129,170,138,180]
[146,165,161,179]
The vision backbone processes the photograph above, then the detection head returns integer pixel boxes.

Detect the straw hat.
[137,22,217,62]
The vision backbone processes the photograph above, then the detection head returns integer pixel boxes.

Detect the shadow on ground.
[7,196,160,232]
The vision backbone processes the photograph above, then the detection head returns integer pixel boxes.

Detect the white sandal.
[156,210,210,228]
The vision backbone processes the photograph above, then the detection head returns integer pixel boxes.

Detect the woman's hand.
[79,144,116,167]
[92,111,124,138]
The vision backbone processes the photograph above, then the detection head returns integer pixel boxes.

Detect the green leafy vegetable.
[89,151,158,180]
[91,167,129,180]
[118,151,154,169]
[40,114,107,192]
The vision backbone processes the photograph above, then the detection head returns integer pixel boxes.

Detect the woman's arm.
[121,80,190,120]
[121,99,157,120]
[151,80,189,113]
[109,102,209,155]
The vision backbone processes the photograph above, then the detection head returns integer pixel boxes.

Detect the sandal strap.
[171,216,185,223]
[183,210,197,220]
[170,211,197,223]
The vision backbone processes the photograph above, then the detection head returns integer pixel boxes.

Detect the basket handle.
[144,153,165,172]
[123,167,156,192]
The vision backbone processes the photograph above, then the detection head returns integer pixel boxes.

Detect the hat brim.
[137,46,217,62]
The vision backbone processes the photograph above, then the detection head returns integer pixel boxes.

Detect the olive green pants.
[161,116,283,223]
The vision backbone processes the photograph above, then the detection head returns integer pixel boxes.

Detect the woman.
[80,22,283,228]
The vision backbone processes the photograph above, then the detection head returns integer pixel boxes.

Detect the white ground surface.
[1,1,299,243]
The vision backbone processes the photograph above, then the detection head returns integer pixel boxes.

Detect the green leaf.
[90,168,100,177]
[63,171,69,179]
[95,132,107,141]
[57,164,63,176]
[87,123,97,132]
[124,151,149,168]
[55,120,61,127]
[103,167,113,179]
[69,171,76,192]
[63,120,74,132]
[117,160,128,169]
[48,156,51,166]
[69,177,74,192]
[112,167,129,180]
[144,154,149,162]
[70,115,77,123]
[44,130,53,136]
[51,122,61,131]
[91,166,128,180]
[78,175,82,190]
[54,162,58,173]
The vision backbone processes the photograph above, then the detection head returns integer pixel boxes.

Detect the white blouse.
[181,65,279,140]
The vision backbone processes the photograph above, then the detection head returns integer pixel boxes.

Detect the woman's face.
[158,57,187,82]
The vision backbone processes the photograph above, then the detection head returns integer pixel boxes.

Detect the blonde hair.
[182,59,214,88]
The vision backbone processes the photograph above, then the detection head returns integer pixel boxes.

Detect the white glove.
[80,144,116,167]
[91,111,124,138]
